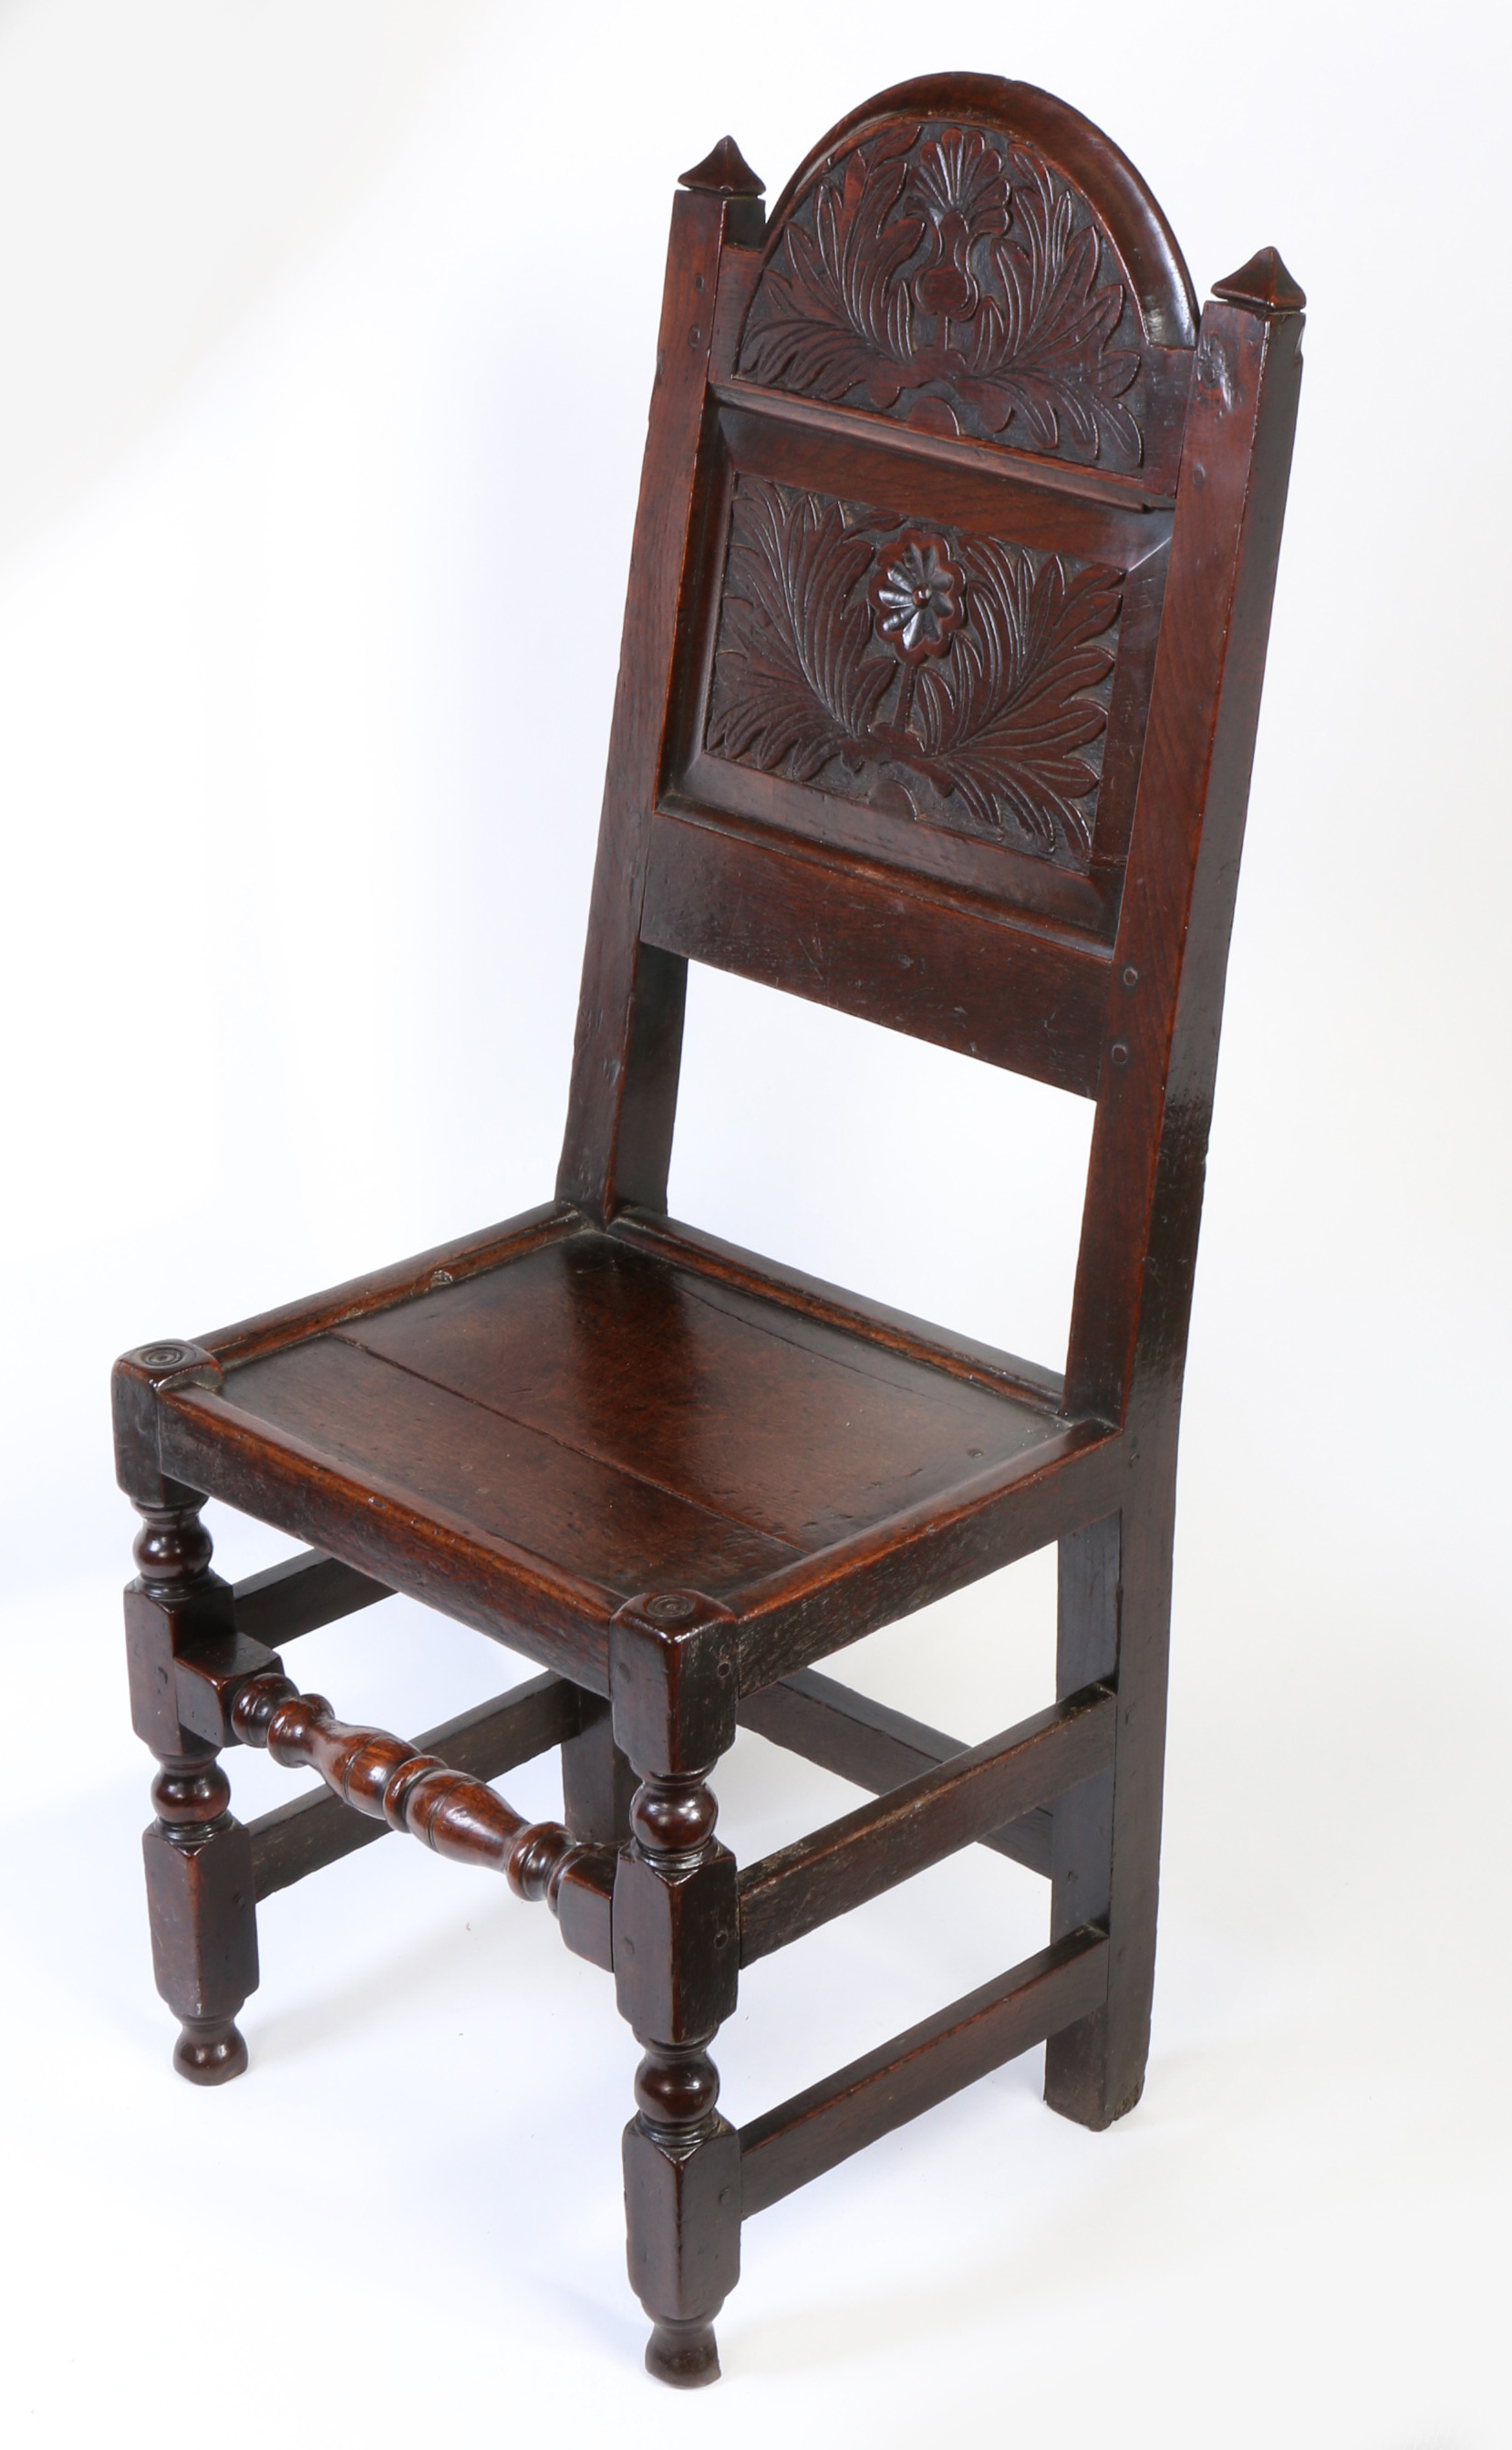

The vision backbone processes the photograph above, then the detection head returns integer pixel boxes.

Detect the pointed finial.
[1212,246,1306,313]
[678,134,764,196]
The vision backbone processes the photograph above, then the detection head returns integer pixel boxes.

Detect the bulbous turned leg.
[609,1592,742,2385]
[126,1490,258,2082]
[147,1750,251,2084]
[645,2320,721,2390]
[618,1767,740,2389]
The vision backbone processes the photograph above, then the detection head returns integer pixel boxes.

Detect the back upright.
[559,76,1303,1429]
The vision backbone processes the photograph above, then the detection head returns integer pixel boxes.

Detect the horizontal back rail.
[711,378,1180,512]
[642,809,1110,1095]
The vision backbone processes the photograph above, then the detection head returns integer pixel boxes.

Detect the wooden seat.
[113,73,1302,2390]
[148,1212,1110,1674]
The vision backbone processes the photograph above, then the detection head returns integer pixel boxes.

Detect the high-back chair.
[113,75,1302,2386]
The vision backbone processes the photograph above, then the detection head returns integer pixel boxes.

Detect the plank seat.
[152,1213,1118,1695]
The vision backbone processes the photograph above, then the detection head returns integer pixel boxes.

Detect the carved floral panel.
[739,123,1144,467]
[703,475,1123,869]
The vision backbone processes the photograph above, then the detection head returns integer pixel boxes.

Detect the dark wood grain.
[1051,277,1304,2128]
[156,1376,617,1692]
[233,1548,391,1648]
[209,1332,802,1596]
[664,398,1173,946]
[561,1694,640,1851]
[641,809,1110,1094]
[759,80,1196,350]
[737,1681,1113,1961]
[739,1925,1109,2215]
[341,1234,1056,1549]
[713,379,1179,514]
[247,1671,584,1898]
[730,1418,1122,1695]
[1044,1512,1120,2113]
[556,180,745,1223]
[1066,298,1304,1424]
[736,1666,1052,1875]
[742,80,1196,481]
[127,1489,257,2084]
[612,1592,743,2389]
[201,1200,581,1370]
[608,1207,1063,1407]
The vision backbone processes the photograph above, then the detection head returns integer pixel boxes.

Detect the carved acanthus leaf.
[954,149,1141,464]
[737,126,923,408]
[705,486,896,778]
[740,122,1143,467]
[907,542,1123,852]
[704,477,1123,868]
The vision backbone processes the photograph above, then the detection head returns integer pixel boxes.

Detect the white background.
[1,3,1507,2443]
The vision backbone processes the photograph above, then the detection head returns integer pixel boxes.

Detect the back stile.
[1065,281,1305,1429]
[557,157,765,1224]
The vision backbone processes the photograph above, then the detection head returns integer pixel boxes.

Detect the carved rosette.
[705,475,1123,867]
[740,121,1144,465]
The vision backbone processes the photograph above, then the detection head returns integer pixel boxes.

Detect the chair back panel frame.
[558,77,1303,1441]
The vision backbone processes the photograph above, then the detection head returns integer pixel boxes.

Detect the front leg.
[128,1491,258,2082]
[610,1594,741,2387]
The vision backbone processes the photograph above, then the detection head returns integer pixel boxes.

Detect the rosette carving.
[705,477,1122,865]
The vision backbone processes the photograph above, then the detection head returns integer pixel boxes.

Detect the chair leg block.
[1044,1501,1168,2132]
[142,1794,258,2083]
[624,2117,740,2383]
[645,2320,721,2389]
[1044,2005,1138,2130]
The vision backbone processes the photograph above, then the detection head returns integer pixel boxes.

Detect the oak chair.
[113,75,1302,2387]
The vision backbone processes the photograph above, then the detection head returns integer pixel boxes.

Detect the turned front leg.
[610,1594,741,2388]
[128,1491,258,2082]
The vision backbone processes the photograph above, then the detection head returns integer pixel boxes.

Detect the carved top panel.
[702,474,1123,873]
[738,119,1149,470]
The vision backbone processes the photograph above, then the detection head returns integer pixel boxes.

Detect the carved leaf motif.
[954,147,1141,464]
[907,543,1122,854]
[739,121,1144,468]
[738,127,923,406]
[706,485,896,779]
[704,479,1123,867]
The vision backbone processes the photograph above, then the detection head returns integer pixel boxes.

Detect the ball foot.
[172,2016,248,2085]
[645,2320,720,2387]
